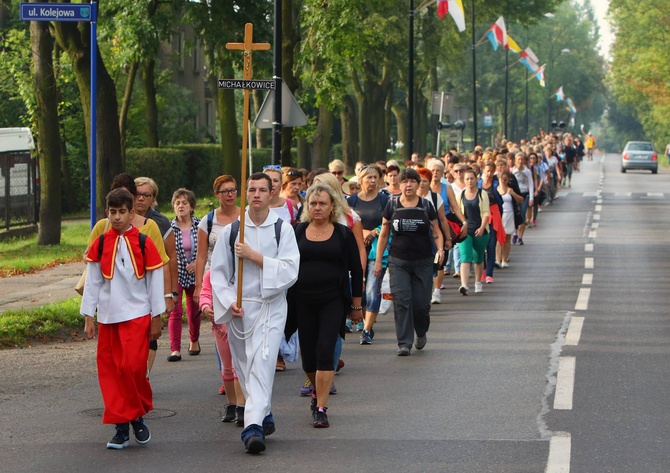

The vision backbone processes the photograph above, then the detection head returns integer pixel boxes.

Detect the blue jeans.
[485,225,497,277]
[365,260,386,313]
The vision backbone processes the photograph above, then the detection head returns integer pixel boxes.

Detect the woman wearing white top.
[511,153,534,246]
[263,165,297,224]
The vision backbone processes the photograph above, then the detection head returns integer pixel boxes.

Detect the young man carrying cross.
[210,172,300,454]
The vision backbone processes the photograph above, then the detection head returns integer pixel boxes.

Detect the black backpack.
[227,218,283,283]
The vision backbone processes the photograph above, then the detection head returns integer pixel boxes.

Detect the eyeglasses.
[263,164,282,172]
[331,171,344,176]
[286,170,302,178]
[136,192,153,199]
[452,169,464,173]
[215,188,238,195]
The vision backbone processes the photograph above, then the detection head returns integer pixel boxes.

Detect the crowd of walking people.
[79,129,585,454]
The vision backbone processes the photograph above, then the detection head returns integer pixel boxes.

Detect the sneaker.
[218,384,226,395]
[431,289,441,304]
[313,407,329,428]
[262,413,276,437]
[452,272,460,278]
[459,285,468,296]
[475,282,483,293]
[518,238,524,246]
[397,346,411,356]
[480,273,486,282]
[360,330,372,345]
[310,393,317,414]
[329,383,337,395]
[345,319,353,333]
[244,435,266,454]
[130,417,151,445]
[222,404,237,423]
[300,379,313,397]
[494,261,501,268]
[415,335,427,350]
[485,276,494,284]
[242,425,266,454]
[355,321,365,332]
[235,405,245,426]
[532,220,536,227]
[369,328,375,340]
[440,283,446,289]
[107,425,130,450]
[501,262,509,268]
[512,234,518,245]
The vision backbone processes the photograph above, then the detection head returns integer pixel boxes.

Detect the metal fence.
[1,151,39,230]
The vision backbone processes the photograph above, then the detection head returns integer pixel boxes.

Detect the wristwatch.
[172,291,179,297]
[164,293,173,298]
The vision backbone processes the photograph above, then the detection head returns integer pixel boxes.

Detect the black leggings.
[296,294,344,372]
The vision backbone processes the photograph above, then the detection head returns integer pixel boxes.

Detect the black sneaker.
[235,405,245,426]
[222,404,236,423]
[310,394,317,414]
[244,435,266,454]
[415,335,427,350]
[107,424,130,450]
[130,417,151,445]
[359,330,372,345]
[313,407,329,428]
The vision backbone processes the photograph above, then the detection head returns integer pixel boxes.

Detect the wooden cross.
[225,24,270,307]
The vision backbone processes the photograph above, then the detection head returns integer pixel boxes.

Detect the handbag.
[75,219,109,295]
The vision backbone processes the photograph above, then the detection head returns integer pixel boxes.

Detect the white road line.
[583,192,598,197]
[547,432,572,473]
[614,192,631,197]
[593,214,600,221]
[589,231,597,239]
[595,205,602,212]
[554,357,576,410]
[591,222,599,229]
[584,258,594,269]
[647,192,663,197]
[584,243,593,252]
[575,288,591,310]
[582,274,593,285]
[596,199,602,204]
[565,317,585,346]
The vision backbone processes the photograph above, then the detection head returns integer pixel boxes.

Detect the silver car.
[621,141,658,174]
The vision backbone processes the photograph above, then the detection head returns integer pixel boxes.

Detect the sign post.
[223,23,270,307]
[20,1,98,229]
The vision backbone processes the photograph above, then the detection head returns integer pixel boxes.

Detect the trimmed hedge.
[126,145,301,205]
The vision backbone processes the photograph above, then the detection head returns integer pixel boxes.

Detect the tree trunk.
[353,67,391,164]
[31,19,61,245]
[280,0,302,167]
[414,83,428,157]
[212,57,240,179]
[312,105,333,168]
[53,22,122,217]
[143,59,159,147]
[119,61,139,167]
[391,103,408,160]
[340,94,358,167]
[296,136,310,169]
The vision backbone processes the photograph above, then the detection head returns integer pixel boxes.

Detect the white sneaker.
[459,285,468,296]
[501,261,509,268]
[475,282,483,293]
[431,289,441,304]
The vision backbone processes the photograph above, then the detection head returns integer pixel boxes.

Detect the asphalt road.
[1,153,668,472]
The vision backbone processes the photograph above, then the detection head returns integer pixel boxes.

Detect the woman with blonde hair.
[328,159,347,184]
[287,184,363,428]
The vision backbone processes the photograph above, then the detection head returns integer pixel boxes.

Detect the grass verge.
[0,298,84,348]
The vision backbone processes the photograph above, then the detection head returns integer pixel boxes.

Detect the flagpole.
[471,0,477,146]
[504,47,509,139]
[524,31,529,139]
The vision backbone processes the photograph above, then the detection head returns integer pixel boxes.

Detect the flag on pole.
[519,47,540,73]
[477,16,507,50]
[527,64,545,87]
[506,34,522,53]
[566,97,577,114]
[436,0,466,32]
[555,86,565,101]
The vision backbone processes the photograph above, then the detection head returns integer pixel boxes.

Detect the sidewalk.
[0,261,85,313]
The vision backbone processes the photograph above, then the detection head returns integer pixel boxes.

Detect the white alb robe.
[210,210,299,428]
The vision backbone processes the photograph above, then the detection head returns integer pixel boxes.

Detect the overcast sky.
[592,0,613,58]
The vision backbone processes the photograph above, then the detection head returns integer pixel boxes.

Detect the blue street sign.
[20,3,92,22]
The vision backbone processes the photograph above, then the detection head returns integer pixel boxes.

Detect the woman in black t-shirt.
[373,168,444,356]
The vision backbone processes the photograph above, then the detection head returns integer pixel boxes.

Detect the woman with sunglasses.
[328,159,347,185]
[280,168,305,214]
[193,175,245,424]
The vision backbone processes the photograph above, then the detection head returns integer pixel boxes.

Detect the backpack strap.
[98,232,147,262]
[228,218,283,283]
[97,234,104,260]
[206,210,215,237]
[346,193,358,208]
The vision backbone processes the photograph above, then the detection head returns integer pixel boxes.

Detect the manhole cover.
[79,408,176,419]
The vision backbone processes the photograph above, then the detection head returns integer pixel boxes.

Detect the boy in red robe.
[81,188,166,449]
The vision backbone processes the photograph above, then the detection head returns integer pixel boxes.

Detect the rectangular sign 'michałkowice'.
[218,80,276,90]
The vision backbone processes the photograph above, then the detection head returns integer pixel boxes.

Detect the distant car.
[621,141,658,174]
